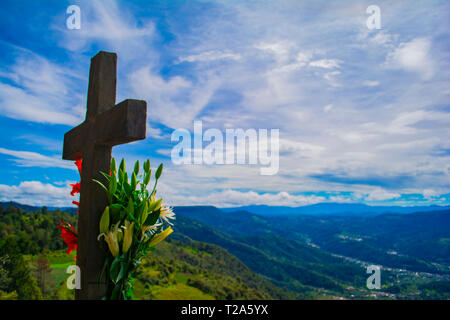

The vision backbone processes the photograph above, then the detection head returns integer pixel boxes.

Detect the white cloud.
[129,66,220,129]
[423,189,439,199]
[0,181,74,207]
[370,31,397,46]
[323,104,333,112]
[323,70,341,86]
[279,138,325,156]
[309,59,341,69]
[362,80,380,87]
[177,51,242,64]
[147,126,168,140]
[17,135,62,152]
[255,41,296,65]
[0,147,75,170]
[166,189,326,207]
[366,188,401,201]
[0,47,84,126]
[57,0,155,52]
[385,38,434,80]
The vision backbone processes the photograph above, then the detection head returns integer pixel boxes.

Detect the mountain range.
[221,203,450,216]
[1,201,450,299]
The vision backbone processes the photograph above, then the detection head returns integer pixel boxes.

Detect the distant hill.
[173,206,450,273]
[134,238,291,300]
[0,201,77,214]
[172,215,366,296]
[3,201,450,299]
[0,202,290,300]
[4,200,448,217]
[221,203,450,217]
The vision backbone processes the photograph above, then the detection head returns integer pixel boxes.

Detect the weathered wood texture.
[63,51,146,299]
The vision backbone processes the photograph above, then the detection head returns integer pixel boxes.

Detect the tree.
[35,253,52,297]
[0,255,11,291]
[0,238,42,300]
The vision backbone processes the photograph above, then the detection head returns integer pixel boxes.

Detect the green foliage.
[132,239,289,300]
[0,205,77,255]
[171,207,450,299]
[1,202,449,300]
[0,251,42,300]
[94,158,174,300]
[0,290,18,300]
[0,205,78,299]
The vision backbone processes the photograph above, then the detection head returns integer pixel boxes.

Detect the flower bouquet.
[94,158,175,300]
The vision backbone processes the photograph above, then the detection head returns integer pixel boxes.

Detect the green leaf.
[145,208,160,226]
[123,180,131,195]
[110,257,121,284]
[148,198,162,212]
[109,204,122,222]
[99,206,110,234]
[109,176,117,195]
[111,158,117,175]
[143,159,150,173]
[144,171,151,186]
[119,158,126,173]
[140,201,149,226]
[98,256,110,288]
[133,160,139,176]
[126,198,135,221]
[111,283,122,300]
[131,172,137,191]
[118,168,124,184]
[127,197,134,214]
[92,179,108,192]
[99,171,112,182]
[155,163,163,180]
[116,260,128,283]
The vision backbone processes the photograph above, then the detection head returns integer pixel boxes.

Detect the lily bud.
[148,227,173,247]
[105,230,120,257]
[110,158,116,175]
[119,158,126,173]
[131,172,137,190]
[144,171,151,186]
[154,198,162,211]
[133,160,139,176]
[122,220,134,253]
[99,206,110,234]
[155,163,163,180]
[140,201,149,226]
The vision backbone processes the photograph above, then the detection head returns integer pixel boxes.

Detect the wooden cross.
[62,51,147,299]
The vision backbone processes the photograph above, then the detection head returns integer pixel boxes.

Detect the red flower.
[72,201,80,214]
[75,158,82,175]
[70,182,81,196]
[57,222,78,257]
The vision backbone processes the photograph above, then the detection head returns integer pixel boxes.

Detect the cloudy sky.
[0,0,449,208]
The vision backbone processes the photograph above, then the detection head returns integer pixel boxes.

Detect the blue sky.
[0,0,449,208]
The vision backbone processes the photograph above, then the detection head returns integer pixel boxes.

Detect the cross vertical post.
[63,51,147,299]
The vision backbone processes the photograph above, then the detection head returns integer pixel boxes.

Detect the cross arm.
[63,121,90,160]
[63,99,147,160]
[95,99,147,147]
